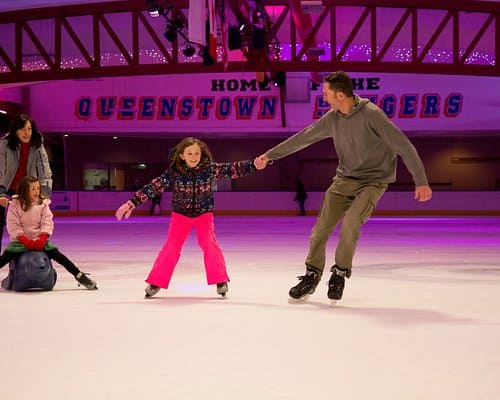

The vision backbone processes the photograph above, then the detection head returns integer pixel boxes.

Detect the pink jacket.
[6,198,54,241]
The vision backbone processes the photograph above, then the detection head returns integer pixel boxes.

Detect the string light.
[0,44,494,73]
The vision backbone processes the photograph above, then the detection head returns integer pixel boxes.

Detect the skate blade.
[329,299,337,306]
[288,294,310,304]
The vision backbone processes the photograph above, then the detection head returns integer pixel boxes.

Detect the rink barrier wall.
[50,191,500,216]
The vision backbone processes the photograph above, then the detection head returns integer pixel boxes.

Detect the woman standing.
[0,114,52,252]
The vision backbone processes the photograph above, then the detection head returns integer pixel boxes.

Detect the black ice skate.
[145,284,160,298]
[327,265,351,304]
[76,272,98,290]
[216,282,228,298]
[289,269,321,302]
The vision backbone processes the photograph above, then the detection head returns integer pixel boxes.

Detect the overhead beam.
[0,0,497,85]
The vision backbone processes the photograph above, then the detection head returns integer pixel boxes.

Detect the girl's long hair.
[17,176,44,211]
[171,137,212,174]
[7,114,44,150]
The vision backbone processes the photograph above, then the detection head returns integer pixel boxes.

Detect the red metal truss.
[0,0,497,85]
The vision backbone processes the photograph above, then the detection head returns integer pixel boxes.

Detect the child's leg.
[194,212,229,285]
[45,248,80,276]
[45,248,97,289]
[0,250,20,269]
[0,207,6,254]
[146,212,192,289]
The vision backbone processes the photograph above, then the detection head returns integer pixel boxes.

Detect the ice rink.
[1,214,499,400]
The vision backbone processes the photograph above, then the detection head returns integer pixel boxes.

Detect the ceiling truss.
[0,0,498,85]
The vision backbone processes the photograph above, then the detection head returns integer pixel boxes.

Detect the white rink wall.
[50,190,500,215]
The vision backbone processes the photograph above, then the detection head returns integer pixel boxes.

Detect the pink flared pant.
[146,212,229,288]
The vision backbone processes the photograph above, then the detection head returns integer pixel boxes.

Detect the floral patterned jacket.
[130,160,257,217]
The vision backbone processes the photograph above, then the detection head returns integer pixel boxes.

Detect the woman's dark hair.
[171,137,212,174]
[7,114,43,150]
[17,176,44,211]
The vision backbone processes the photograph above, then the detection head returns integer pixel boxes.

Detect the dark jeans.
[0,189,15,253]
[0,205,5,253]
[0,248,80,277]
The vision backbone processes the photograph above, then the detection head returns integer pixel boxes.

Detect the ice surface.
[1,215,499,400]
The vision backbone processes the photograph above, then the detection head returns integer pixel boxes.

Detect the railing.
[0,0,498,84]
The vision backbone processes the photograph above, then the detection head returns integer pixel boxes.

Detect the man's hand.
[414,185,432,202]
[254,154,270,170]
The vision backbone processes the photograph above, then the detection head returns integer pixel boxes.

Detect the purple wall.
[56,135,500,192]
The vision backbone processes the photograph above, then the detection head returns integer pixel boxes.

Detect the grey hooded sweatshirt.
[266,95,429,187]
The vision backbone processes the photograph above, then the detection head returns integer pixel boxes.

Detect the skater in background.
[294,181,307,216]
[115,137,264,299]
[150,192,162,216]
[0,114,52,252]
[255,71,432,303]
[0,176,97,290]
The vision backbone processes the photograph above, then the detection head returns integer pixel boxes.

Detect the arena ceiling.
[0,0,123,12]
[2,0,499,12]
[0,0,498,85]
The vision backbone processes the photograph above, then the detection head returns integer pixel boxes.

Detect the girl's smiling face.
[29,181,41,202]
[180,143,202,168]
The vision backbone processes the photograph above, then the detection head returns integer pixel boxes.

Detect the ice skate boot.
[75,272,98,290]
[145,284,160,298]
[327,265,351,305]
[288,269,321,302]
[216,282,228,298]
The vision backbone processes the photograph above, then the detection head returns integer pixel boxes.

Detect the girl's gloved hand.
[115,200,135,221]
[33,233,50,251]
[18,235,36,250]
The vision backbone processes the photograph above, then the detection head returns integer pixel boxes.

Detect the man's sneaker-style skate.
[327,265,351,303]
[145,284,160,298]
[75,272,98,290]
[289,270,321,301]
[216,282,228,297]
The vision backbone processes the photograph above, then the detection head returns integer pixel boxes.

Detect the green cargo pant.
[305,176,388,276]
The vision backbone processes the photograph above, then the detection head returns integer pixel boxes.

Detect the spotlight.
[252,26,266,49]
[273,71,286,87]
[170,16,184,31]
[252,9,267,24]
[183,46,196,57]
[147,0,161,18]
[148,8,160,18]
[200,47,214,66]
[164,23,177,42]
